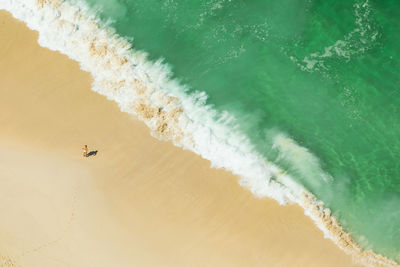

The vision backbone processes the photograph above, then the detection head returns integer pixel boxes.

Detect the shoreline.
[0,1,398,266]
[0,8,360,267]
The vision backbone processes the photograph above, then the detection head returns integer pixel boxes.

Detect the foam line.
[0,1,398,266]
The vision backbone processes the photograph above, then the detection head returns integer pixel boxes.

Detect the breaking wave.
[0,0,397,266]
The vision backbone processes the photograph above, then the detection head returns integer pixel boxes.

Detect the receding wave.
[1,0,398,266]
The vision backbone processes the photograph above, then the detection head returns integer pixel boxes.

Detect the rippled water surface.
[80,0,400,261]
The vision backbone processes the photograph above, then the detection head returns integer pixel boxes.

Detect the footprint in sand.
[0,256,18,267]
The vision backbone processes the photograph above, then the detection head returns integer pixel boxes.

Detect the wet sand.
[0,10,362,267]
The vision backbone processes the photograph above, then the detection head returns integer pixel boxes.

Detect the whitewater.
[1,0,398,266]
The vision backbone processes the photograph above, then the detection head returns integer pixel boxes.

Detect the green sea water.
[80,0,400,261]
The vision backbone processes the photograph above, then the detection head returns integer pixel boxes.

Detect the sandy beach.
[0,10,363,267]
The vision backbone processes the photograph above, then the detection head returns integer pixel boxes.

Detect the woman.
[82,145,88,157]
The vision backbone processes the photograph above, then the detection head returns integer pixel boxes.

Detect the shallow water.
[76,0,400,261]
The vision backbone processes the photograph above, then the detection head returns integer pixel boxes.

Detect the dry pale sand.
[0,11,363,267]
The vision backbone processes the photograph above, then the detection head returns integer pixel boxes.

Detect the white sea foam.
[1,1,398,266]
[291,0,379,72]
[1,0,299,204]
[273,133,333,188]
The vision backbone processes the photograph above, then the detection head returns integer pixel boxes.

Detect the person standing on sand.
[82,145,88,157]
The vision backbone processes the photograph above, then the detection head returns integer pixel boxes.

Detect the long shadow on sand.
[87,150,98,157]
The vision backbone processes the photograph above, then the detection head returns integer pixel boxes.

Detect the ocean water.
[80,0,400,261]
[2,0,399,264]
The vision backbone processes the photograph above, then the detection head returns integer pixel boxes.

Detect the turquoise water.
[80,0,400,261]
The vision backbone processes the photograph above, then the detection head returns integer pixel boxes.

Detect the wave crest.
[1,0,398,266]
